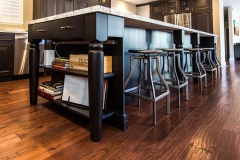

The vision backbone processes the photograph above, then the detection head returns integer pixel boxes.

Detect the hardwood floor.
[1,61,240,160]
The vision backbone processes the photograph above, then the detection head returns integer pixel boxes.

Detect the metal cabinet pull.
[37,29,46,32]
[61,26,73,29]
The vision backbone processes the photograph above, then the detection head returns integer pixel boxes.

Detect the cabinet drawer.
[53,15,84,39]
[30,21,53,40]
[0,34,14,41]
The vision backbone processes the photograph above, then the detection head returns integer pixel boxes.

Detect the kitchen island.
[28,5,217,142]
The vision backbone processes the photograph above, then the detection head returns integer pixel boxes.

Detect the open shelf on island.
[39,64,115,78]
[38,94,117,119]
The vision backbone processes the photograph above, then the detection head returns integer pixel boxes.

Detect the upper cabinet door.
[191,0,212,11]
[179,0,190,13]
[165,0,178,15]
[74,0,88,10]
[150,2,165,18]
[43,0,57,17]
[57,0,74,14]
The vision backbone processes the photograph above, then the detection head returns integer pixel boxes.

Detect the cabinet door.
[165,0,178,15]
[0,43,13,76]
[179,0,190,13]
[191,0,211,11]
[192,11,212,33]
[57,0,74,14]
[74,0,88,10]
[42,0,57,17]
[150,2,165,19]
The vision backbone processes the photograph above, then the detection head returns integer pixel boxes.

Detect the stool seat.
[128,49,162,54]
[160,48,184,52]
[184,48,203,51]
[202,48,214,51]
[125,49,170,126]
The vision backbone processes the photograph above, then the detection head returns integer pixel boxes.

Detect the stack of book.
[52,57,70,69]
[38,80,64,100]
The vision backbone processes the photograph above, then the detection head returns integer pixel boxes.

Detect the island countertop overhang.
[28,5,217,38]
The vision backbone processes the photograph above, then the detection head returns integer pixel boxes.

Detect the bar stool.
[212,48,222,76]
[184,48,207,91]
[201,48,217,81]
[124,50,170,126]
[155,48,188,107]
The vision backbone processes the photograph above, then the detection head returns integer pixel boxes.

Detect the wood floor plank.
[146,112,208,160]
[210,130,240,160]
[177,103,232,160]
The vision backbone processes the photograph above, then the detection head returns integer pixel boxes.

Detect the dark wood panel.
[150,1,165,19]
[0,42,13,77]
[52,15,84,39]
[192,11,213,33]
[192,0,212,11]
[43,0,57,17]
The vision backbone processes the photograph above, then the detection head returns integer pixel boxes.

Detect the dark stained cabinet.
[0,34,14,78]
[33,0,111,19]
[165,0,178,15]
[150,2,165,20]
[74,0,88,10]
[192,11,212,33]
[57,0,74,14]
[191,0,211,11]
[179,0,190,13]
[42,0,57,17]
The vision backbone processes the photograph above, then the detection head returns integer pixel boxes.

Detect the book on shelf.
[39,86,63,96]
[38,90,62,100]
[54,57,70,62]
[69,54,112,73]
[52,64,70,69]
[52,62,70,67]
[41,80,64,89]
[61,75,108,109]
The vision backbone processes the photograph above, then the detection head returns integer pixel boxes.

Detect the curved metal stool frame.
[154,49,188,107]
[212,48,222,77]
[124,50,170,126]
[184,48,207,91]
[201,48,217,82]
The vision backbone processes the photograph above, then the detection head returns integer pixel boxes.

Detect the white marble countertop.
[0,28,28,33]
[28,5,217,37]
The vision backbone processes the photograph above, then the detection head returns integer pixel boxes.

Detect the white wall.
[212,0,226,66]
[136,5,150,18]
[111,0,136,14]
[232,10,240,43]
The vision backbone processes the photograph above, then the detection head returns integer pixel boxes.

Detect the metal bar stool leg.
[138,59,142,107]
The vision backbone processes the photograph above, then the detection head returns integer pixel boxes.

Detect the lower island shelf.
[38,94,117,119]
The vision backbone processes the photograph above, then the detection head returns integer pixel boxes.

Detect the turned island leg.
[29,42,40,105]
[88,41,104,142]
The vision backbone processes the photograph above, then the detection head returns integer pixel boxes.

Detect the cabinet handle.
[61,26,73,29]
[37,29,46,32]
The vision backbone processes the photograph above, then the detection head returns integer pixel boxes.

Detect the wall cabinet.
[150,1,165,19]
[33,0,111,19]
[191,0,211,11]
[165,0,178,15]
[149,0,213,33]
[179,0,190,13]
[0,34,14,78]
[192,11,212,33]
